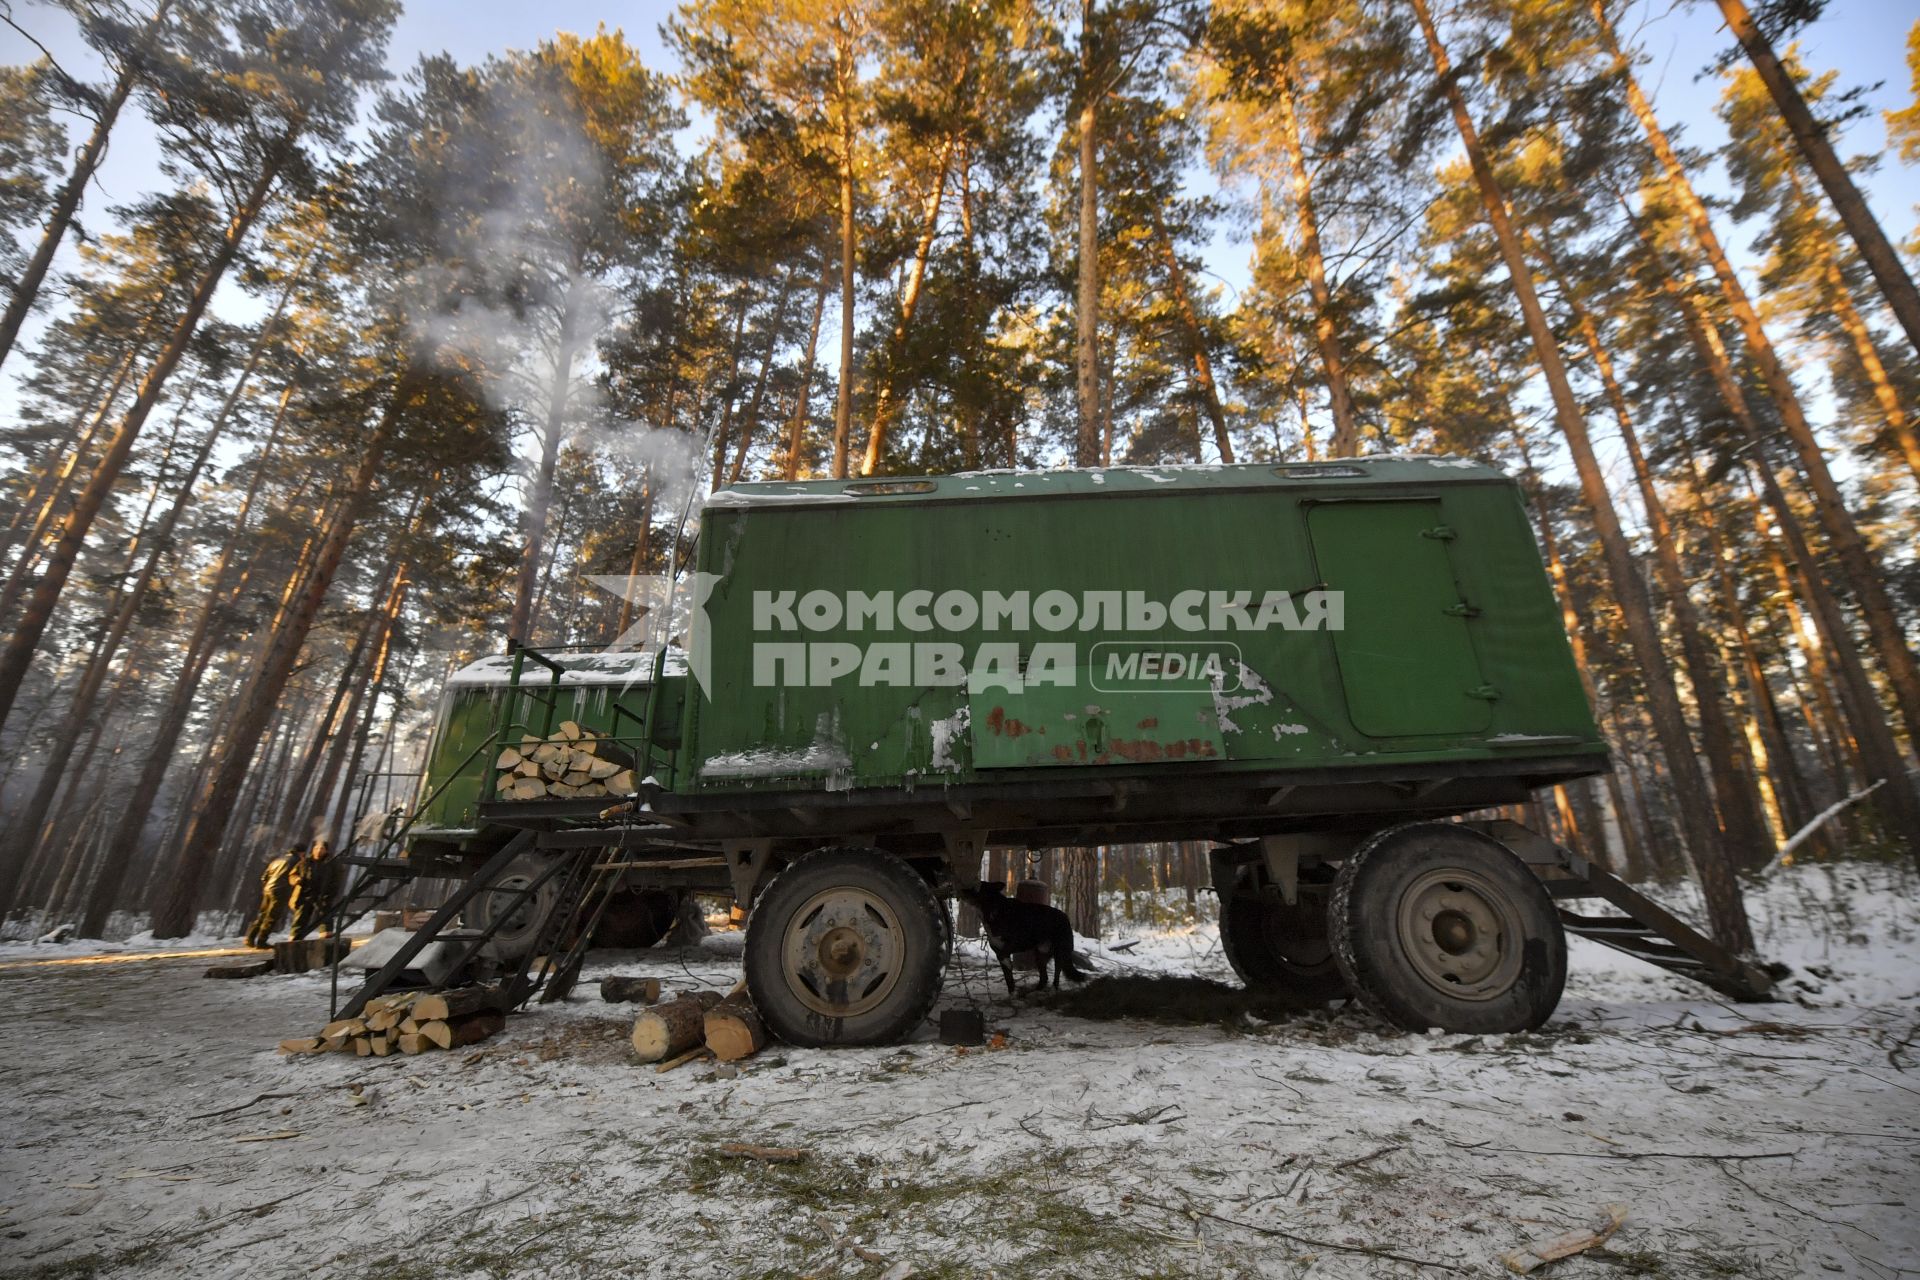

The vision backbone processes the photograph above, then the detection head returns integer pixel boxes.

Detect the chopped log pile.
[625,982,769,1068]
[493,721,637,801]
[278,989,505,1058]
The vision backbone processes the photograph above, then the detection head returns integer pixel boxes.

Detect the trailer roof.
[705,455,1506,510]
[445,648,675,688]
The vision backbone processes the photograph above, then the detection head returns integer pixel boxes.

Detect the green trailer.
[356,457,1770,1039]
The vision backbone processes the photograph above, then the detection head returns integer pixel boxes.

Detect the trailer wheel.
[1330,824,1565,1034]
[466,853,562,961]
[1219,874,1347,1007]
[745,848,950,1047]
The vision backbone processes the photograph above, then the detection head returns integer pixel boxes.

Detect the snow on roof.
[705,455,1504,510]
[444,648,680,688]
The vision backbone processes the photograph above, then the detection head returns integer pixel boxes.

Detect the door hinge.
[1466,684,1501,701]
[1442,601,1482,618]
[1421,525,1457,541]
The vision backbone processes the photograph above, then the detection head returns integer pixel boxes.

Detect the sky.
[1,0,1917,474]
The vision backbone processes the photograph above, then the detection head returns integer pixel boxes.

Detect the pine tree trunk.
[733,269,799,484]
[1273,71,1360,458]
[75,390,294,937]
[782,255,833,481]
[0,345,145,620]
[0,350,130,571]
[832,38,859,481]
[316,568,407,846]
[1824,260,1920,486]
[1595,9,1920,744]
[147,379,407,938]
[1678,439,1818,841]
[1074,0,1101,469]
[1667,281,1920,867]
[509,289,579,642]
[861,135,956,474]
[1538,258,1773,864]
[1148,205,1234,463]
[1411,0,1753,951]
[0,0,176,369]
[1711,0,1920,357]
[0,152,288,737]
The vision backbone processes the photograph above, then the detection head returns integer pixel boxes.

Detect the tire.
[467,854,563,961]
[745,848,950,1048]
[1218,873,1348,1007]
[1330,823,1566,1034]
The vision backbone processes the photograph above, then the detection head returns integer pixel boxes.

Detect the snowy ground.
[1,863,1915,1279]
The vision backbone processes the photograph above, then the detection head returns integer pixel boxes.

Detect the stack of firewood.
[277,988,505,1058]
[618,979,767,1070]
[493,721,636,801]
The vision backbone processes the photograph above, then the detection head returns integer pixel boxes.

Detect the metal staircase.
[1482,820,1775,1000]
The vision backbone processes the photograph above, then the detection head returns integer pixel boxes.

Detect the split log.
[514,761,540,778]
[411,987,499,1022]
[278,1037,323,1055]
[370,1034,392,1057]
[586,757,620,780]
[421,1020,452,1050]
[631,997,708,1063]
[352,1036,373,1057]
[557,720,582,741]
[509,778,546,801]
[704,997,766,1062]
[396,1033,432,1055]
[600,976,661,1005]
[607,769,636,794]
[495,747,524,770]
[321,1018,367,1039]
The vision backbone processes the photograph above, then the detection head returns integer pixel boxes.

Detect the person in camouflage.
[244,847,300,948]
[287,837,341,941]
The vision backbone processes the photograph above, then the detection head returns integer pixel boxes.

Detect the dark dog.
[959,881,1091,994]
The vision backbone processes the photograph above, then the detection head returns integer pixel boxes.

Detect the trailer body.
[347,459,1767,1045]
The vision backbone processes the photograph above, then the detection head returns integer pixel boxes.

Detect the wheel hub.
[782,887,904,1018]
[1395,869,1524,1001]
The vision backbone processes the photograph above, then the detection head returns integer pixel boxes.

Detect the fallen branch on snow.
[1499,1204,1628,1273]
[717,1142,807,1164]
[1132,1194,1466,1272]
[1445,1139,1796,1161]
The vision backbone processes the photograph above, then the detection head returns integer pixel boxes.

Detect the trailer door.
[1306,498,1493,738]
